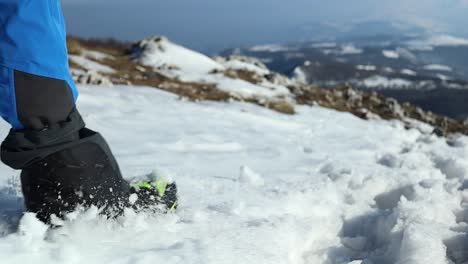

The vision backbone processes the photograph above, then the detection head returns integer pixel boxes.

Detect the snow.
[424,64,453,72]
[292,66,308,84]
[1,84,468,263]
[217,58,270,76]
[401,69,417,76]
[382,50,400,59]
[69,55,116,74]
[249,44,289,52]
[408,34,468,50]
[356,65,377,71]
[83,50,114,61]
[339,44,363,55]
[133,36,224,75]
[213,75,290,98]
[362,75,413,89]
[323,44,363,55]
[427,35,468,46]
[310,42,337,48]
[131,37,290,100]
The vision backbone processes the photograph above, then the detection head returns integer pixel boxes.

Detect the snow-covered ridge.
[130,36,224,75]
[129,36,291,100]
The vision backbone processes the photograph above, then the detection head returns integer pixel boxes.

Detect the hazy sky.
[61,0,468,52]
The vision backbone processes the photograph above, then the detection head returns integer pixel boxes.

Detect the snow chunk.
[292,66,308,84]
[383,50,400,59]
[18,213,49,241]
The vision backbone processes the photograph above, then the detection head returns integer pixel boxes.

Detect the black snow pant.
[0,71,130,223]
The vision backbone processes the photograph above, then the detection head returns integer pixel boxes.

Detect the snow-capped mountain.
[221,34,468,120]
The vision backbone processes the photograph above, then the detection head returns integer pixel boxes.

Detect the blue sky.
[61,0,468,52]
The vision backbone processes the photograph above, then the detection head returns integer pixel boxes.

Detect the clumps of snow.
[423,64,453,72]
[401,69,417,76]
[215,55,270,76]
[382,50,400,59]
[356,65,377,71]
[362,75,413,89]
[17,213,49,241]
[292,66,308,84]
[69,55,116,74]
[130,36,224,75]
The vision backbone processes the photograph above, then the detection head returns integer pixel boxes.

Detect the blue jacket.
[0,0,77,129]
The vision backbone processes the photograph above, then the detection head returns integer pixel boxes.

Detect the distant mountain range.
[221,32,468,120]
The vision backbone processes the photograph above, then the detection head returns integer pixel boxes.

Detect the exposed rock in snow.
[215,55,270,76]
[73,71,113,86]
[83,50,114,61]
[130,36,292,101]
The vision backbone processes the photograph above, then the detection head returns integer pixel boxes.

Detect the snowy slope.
[0,85,468,264]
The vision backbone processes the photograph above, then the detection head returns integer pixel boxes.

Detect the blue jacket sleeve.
[0,0,77,99]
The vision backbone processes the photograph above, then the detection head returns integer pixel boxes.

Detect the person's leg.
[0,66,130,223]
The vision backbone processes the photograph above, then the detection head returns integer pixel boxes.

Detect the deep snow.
[0,85,468,264]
